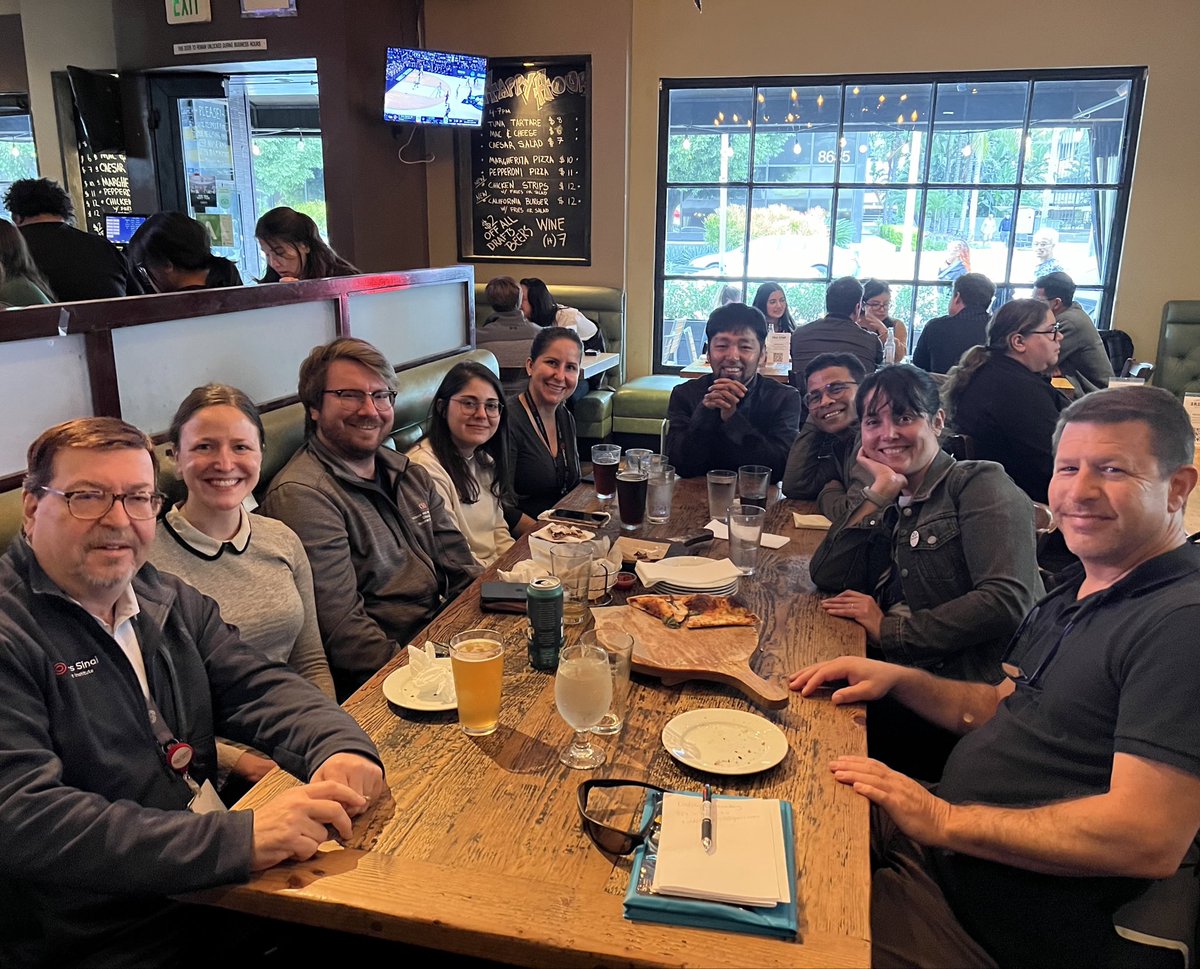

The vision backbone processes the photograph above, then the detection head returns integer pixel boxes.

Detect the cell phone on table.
[546,508,610,527]
[481,581,528,614]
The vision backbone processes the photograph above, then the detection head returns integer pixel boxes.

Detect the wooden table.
[188,479,869,967]
[680,358,792,383]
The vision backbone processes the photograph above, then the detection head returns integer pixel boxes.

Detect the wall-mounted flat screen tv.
[67,65,126,154]
[383,47,486,128]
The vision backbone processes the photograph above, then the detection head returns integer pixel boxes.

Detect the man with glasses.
[263,338,479,698]
[0,417,382,967]
[782,352,867,520]
[789,276,883,385]
[791,386,1200,967]
[1034,271,1114,394]
[912,273,996,375]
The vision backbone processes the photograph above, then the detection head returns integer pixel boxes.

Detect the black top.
[911,307,990,374]
[951,353,1069,503]
[934,543,1200,967]
[507,397,581,518]
[665,372,801,480]
[789,315,883,385]
[19,221,143,302]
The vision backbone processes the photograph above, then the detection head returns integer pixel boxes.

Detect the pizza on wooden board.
[628,593,758,629]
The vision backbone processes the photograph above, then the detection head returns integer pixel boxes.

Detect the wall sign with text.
[456,56,591,265]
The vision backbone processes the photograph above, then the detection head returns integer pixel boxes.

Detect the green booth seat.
[1155,300,1200,397]
[612,375,687,447]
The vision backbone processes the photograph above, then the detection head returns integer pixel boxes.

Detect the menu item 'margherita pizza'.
[628,593,759,630]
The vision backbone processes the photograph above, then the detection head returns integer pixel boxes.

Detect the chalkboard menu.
[78,148,134,236]
[457,56,590,265]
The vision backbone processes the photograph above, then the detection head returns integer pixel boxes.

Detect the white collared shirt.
[82,584,148,698]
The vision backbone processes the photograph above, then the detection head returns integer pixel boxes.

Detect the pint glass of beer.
[449,629,505,735]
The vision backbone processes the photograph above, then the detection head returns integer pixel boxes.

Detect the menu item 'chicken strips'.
[628,594,758,629]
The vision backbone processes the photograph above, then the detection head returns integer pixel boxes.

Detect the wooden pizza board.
[590,605,788,710]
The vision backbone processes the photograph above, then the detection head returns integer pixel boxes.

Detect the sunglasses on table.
[577,779,665,855]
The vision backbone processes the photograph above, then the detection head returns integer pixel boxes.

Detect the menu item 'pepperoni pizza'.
[628,594,758,630]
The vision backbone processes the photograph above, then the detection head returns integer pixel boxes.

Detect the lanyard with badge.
[143,680,225,815]
[523,393,568,494]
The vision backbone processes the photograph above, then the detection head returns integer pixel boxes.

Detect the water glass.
[728,503,766,576]
[644,453,669,473]
[550,544,593,625]
[448,630,505,736]
[737,465,771,509]
[616,470,648,531]
[707,469,737,522]
[591,444,622,501]
[646,465,676,524]
[584,628,634,735]
[555,642,613,769]
[624,448,652,474]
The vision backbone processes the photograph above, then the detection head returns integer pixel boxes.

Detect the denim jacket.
[810,449,1043,683]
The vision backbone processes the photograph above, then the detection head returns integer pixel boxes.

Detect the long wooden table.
[187,479,869,967]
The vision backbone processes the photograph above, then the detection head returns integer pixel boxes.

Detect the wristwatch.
[861,486,895,507]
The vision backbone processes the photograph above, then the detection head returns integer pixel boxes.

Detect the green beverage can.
[527,576,564,670]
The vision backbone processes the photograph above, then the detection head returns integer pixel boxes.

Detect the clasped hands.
[701,377,746,421]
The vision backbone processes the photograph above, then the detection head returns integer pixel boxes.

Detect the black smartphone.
[481,581,528,614]
[546,508,609,526]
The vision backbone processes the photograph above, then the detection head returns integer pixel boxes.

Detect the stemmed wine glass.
[555,642,613,769]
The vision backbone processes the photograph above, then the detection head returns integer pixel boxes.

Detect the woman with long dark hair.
[0,217,54,304]
[519,277,601,346]
[751,281,796,333]
[406,361,515,567]
[255,206,359,282]
[127,212,242,292]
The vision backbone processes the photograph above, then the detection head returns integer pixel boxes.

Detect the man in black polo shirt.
[791,385,1200,967]
[911,272,995,374]
[666,302,800,480]
[3,178,142,301]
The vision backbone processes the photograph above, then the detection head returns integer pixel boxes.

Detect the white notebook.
[651,793,791,907]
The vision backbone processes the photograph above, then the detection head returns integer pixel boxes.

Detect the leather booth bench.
[1155,300,1200,397]
[611,374,687,448]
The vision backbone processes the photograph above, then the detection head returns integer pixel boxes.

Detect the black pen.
[701,784,712,851]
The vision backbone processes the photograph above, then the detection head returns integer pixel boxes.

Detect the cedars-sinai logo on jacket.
[53,656,100,679]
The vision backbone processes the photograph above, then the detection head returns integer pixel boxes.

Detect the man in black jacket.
[911,273,995,374]
[666,302,800,480]
[0,417,383,968]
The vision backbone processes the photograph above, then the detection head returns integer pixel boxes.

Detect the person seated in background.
[148,384,334,797]
[782,352,867,520]
[477,275,543,398]
[943,299,1069,504]
[790,276,883,382]
[507,327,584,525]
[0,417,381,968]
[407,361,515,567]
[855,279,907,362]
[520,277,601,347]
[255,205,359,283]
[127,212,243,293]
[937,239,971,281]
[791,386,1200,969]
[261,338,479,699]
[667,302,800,481]
[911,272,995,374]
[751,281,797,333]
[810,364,1042,779]
[2,177,142,301]
[1031,225,1066,278]
[0,218,54,305]
[1034,271,1114,394]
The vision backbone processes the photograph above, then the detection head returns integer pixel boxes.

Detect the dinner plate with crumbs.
[382,659,457,712]
[662,708,788,775]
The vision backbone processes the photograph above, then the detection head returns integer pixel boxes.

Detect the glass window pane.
[930,81,1027,184]
[0,114,40,222]
[918,189,977,281]
[661,280,729,365]
[666,87,753,183]
[843,83,933,183]
[1026,80,1129,186]
[1014,188,1115,284]
[746,188,850,279]
[745,280,828,325]
[752,85,842,183]
[839,187,917,279]
[671,187,750,276]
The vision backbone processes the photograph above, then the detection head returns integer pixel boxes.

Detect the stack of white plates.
[635,556,741,596]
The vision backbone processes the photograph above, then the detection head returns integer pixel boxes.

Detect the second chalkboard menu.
[457,56,590,265]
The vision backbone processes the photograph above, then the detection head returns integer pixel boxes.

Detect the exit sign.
[165,0,212,24]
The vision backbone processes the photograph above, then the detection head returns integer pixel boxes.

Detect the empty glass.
[551,544,593,625]
[728,503,766,575]
[707,469,737,522]
[624,448,652,474]
[584,628,634,736]
[646,465,676,524]
[737,465,771,510]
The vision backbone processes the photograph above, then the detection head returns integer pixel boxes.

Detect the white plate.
[382,659,457,712]
[658,580,739,596]
[531,522,596,544]
[661,708,789,776]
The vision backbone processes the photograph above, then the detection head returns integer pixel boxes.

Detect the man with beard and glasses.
[262,338,479,698]
[665,302,801,480]
[0,418,382,968]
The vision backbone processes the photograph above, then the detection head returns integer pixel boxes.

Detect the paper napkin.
[791,512,832,530]
[704,519,791,548]
[405,642,455,701]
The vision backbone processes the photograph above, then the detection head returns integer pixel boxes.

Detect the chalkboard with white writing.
[78,148,134,237]
[457,56,590,265]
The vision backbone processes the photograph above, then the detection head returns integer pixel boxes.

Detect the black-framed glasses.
[1024,323,1063,337]
[449,396,503,415]
[804,380,858,407]
[577,779,665,855]
[864,300,891,312]
[38,487,165,521]
[322,389,398,408]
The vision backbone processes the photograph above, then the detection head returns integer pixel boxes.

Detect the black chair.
[1100,329,1136,375]
[941,432,977,461]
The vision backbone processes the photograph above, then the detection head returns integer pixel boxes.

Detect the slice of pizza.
[628,594,689,628]
[681,594,759,629]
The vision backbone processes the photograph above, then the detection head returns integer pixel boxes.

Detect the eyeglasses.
[322,389,398,408]
[449,396,503,415]
[1024,323,1063,338]
[38,487,165,521]
[864,300,891,312]
[576,779,665,855]
[805,380,858,407]
[135,265,160,294]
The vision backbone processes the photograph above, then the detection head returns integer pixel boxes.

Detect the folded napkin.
[405,642,456,702]
[497,559,551,584]
[791,512,832,530]
[635,556,743,588]
[704,519,790,549]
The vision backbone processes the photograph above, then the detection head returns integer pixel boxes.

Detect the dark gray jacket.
[261,435,480,696]
[782,422,869,523]
[1056,302,1113,394]
[0,536,378,966]
[810,450,1043,683]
